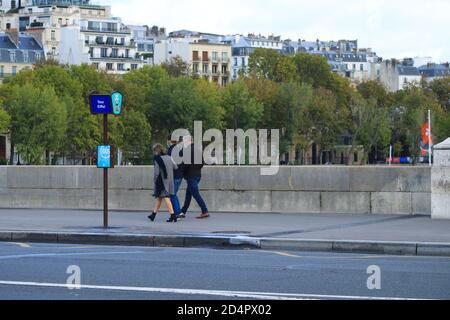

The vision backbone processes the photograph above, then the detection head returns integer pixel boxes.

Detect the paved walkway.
[1,209,450,243]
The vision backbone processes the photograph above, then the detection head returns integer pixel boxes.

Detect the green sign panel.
[111,92,123,116]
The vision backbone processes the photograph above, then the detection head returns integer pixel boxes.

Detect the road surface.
[0,242,449,300]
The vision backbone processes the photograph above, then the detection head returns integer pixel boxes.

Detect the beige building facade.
[154,38,232,86]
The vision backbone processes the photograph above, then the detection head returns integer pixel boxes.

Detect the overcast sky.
[104,0,450,62]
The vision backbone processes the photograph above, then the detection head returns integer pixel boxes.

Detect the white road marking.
[8,243,31,248]
[0,251,142,260]
[0,281,425,300]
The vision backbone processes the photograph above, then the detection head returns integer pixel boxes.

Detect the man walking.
[168,136,184,218]
[179,135,210,219]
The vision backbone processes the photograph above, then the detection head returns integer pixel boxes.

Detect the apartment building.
[59,17,144,74]
[283,38,381,84]
[223,34,283,80]
[126,24,166,65]
[0,30,44,81]
[419,63,450,82]
[154,37,232,86]
[380,59,422,92]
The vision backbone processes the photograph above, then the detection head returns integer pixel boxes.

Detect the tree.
[274,55,299,83]
[194,79,224,130]
[393,85,444,161]
[0,107,10,134]
[122,65,168,117]
[8,84,67,165]
[121,110,152,165]
[427,76,450,112]
[148,77,199,139]
[292,53,334,88]
[248,48,282,81]
[307,88,341,154]
[161,56,191,78]
[357,80,394,110]
[244,77,279,128]
[70,64,112,102]
[221,80,263,130]
[274,82,313,153]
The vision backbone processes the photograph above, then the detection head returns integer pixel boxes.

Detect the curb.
[1,231,450,257]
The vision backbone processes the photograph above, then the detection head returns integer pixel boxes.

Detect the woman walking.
[148,144,179,223]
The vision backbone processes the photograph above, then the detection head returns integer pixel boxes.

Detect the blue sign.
[97,145,111,168]
[90,95,112,114]
[111,92,123,116]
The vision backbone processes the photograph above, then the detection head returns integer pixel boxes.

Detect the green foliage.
[0,57,448,166]
[221,80,263,130]
[292,53,334,88]
[121,110,151,164]
[161,56,191,78]
[248,48,281,81]
[8,84,67,164]
[0,107,10,133]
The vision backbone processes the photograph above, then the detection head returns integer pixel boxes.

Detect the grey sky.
[105,0,450,62]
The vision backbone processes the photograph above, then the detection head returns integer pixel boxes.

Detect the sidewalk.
[1,209,450,256]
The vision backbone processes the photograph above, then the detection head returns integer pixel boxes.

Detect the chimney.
[6,28,20,48]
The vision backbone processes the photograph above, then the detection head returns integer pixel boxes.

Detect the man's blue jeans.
[170,178,183,216]
[182,176,208,214]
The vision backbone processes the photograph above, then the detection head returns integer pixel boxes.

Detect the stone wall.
[0,166,431,215]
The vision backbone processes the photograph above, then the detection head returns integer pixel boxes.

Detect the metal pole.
[429,110,432,167]
[103,114,108,229]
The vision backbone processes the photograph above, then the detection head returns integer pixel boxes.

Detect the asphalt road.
[0,242,449,300]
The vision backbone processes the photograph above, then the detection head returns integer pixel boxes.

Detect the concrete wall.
[0,166,431,215]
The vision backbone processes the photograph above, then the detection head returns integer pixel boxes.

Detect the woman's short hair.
[153,144,166,155]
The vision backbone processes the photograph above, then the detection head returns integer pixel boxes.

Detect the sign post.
[90,92,123,228]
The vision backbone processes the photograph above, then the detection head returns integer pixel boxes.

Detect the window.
[106,63,114,71]
[202,63,209,74]
[52,47,56,56]
[101,48,108,58]
[66,19,69,25]
[212,51,218,62]
[352,64,356,70]
[212,64,218,74]
[360,64,364,71]
[138,44,145,51]
[117,63,124,71]
[93,63,99,70]
[12,66,17,76]
[125,49,130,58]
[23,52,28,63]
[202,51,209,61]
[234,58,238,66]
[51,30,56,41]
[221,52,228,62]
[241,57,245,66]
[10,51,15,62]
[0,66,4,77]
[36,52,41,61]
[58,18,62,25]
[111,48,118,58]
[131,64,138,70]
[192,63,199,73]
[106,37,114,45]
[192,51,199,61]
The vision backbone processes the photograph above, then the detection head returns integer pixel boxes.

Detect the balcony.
[86,40,136,49]
[91,55,142,63]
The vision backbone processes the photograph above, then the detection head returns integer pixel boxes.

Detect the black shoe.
[167,214,178,223]
[178,213,186,219]
[148,212,157,222]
